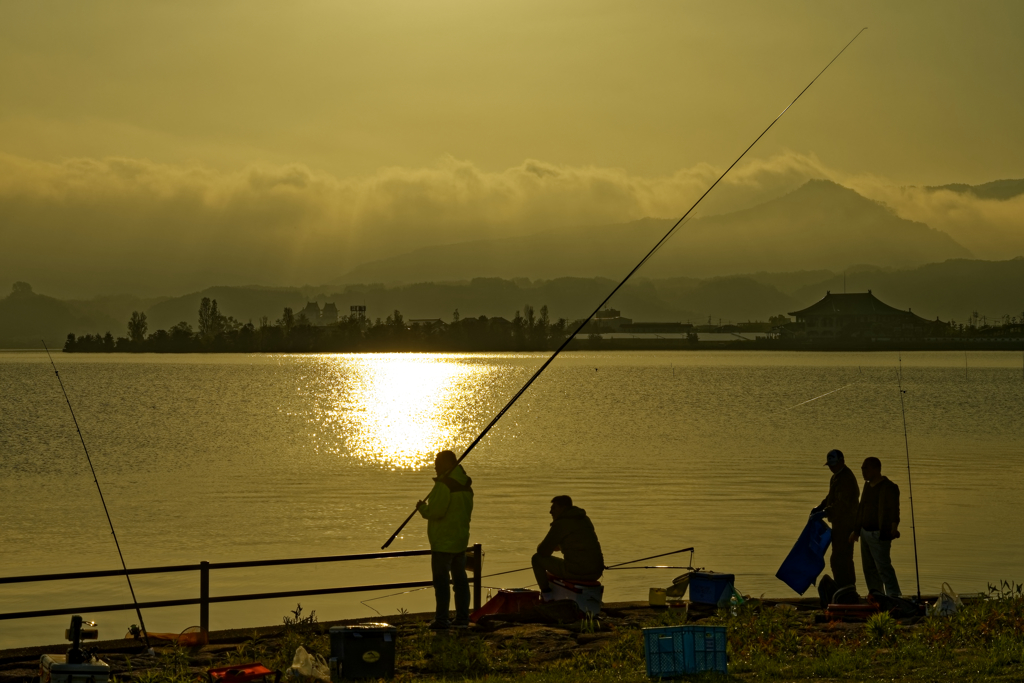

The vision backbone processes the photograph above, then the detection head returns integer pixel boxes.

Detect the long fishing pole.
[897,354,922,603]
[361,545,697,611]
[477,548,700,581]
[42,342,152,650]
[382,28,868,549]
[605,547,695,569]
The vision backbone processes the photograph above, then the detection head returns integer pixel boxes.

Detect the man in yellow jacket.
[417,450,474,629]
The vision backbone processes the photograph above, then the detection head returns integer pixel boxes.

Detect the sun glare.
[310,354,485,469]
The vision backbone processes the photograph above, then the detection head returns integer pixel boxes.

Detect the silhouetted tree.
[278,307,295,331]
[127,311,148,344]
[198,298,214,338]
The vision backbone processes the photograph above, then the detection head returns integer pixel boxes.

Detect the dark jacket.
[416,465,474,553]
[537,506,605,577]
[818,465,860,531]
[855,476,901,541]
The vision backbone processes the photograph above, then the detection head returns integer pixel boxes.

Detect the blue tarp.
[776,514,832,595]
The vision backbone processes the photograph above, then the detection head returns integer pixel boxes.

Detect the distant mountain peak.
[334,179,971,285]
[923,178,1024,201]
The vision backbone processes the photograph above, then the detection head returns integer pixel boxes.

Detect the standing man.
[812,449,860,595]
[532,496,605,600]
[850,457,902,597]
[417,450,474,629]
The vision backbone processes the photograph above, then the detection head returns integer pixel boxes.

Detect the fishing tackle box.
[328,623,397,680]
[687,571,735,605]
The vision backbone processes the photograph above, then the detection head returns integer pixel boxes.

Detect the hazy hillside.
[145,286,311,332]
[925,178,1024,201]
[10,257,1022,345]
[0,283,119,348]
[336,180,972,285]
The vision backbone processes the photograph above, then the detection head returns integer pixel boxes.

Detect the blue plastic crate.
[688,571,735,605]
[643,625,728,678]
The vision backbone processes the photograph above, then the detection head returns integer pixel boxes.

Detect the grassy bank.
[3,584,1022,683]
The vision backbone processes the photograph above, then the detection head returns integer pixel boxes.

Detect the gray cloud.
[844,179,1024,260]
[2,150,1018,298]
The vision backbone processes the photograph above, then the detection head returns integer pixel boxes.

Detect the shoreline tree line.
[63,298,576,353]
[61,297,1024,354]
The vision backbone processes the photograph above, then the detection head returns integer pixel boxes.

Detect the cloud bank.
[845,180,1024,260]
[0,151,1019,298]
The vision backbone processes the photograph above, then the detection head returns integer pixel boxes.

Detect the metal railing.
[0,545,483,634]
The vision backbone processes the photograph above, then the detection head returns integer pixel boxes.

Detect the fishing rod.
[471,548,696,581]
[605,547,695,569]
[897,354,922,603]
[42,342,152,651]
[381,28,868,550]
[361,545,697,611]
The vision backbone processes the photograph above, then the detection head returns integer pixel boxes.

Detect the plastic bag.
[776,516,832,595]
[928,582,963,617]
[286,646,330,682]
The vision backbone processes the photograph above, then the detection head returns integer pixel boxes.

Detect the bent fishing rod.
[43,342,152,650]
[897,354,922,603]
[382,28,868,550]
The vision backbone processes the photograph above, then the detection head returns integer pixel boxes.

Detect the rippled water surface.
[1,350,1022,648]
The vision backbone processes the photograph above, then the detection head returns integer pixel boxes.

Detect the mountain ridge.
[335,179,971,285]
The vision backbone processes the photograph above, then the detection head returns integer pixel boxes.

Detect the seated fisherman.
[531,495,605,600]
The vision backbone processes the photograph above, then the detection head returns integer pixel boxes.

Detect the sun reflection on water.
[309,354,489,469]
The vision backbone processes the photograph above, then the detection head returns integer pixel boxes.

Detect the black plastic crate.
[328,623,397,681]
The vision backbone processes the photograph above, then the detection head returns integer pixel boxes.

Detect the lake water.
[1,350,1022,649]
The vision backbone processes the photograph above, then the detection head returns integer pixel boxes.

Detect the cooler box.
[643,625,728,677]
[39,655,110,683]
[549,575,604,616]
[328,623,397,681]
[687,571,735,605]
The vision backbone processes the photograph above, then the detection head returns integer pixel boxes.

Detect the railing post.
[472,544,482,612]
[199,561,210,637]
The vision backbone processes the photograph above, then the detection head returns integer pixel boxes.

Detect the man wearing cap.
[812,449,860,592]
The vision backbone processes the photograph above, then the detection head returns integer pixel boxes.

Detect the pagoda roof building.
[788,290,934,338]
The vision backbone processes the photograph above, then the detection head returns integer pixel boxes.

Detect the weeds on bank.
[132,648,196,683]
[123,581,1024,683]
[716,583,1024,681]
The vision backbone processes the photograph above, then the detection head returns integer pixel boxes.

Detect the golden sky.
[1,1,1022,296]
[3,0,1021,181]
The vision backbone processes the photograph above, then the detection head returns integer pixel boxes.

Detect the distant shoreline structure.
[60,290,1024,354]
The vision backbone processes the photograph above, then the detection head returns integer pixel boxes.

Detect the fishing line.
[776,381,860,413]
[42,342,152,650]
[382,28,868,549]
[897,354,922,603]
